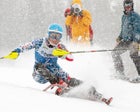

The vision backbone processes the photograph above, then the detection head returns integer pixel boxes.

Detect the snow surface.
[0,45,140,112]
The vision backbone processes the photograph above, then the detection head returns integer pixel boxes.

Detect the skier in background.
[7,23,112,105]
[65,0,93,46]
[111,0,140,82]
[64,7,94,45]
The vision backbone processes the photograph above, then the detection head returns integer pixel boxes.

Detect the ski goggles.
[48,32,62,41]
[124,2,133,7]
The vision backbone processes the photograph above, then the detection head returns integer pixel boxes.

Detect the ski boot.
[129,76,140,83]
[55,86,71,95]
[102,97,113,105]
[55,79,70,95]
[55,87,63,95]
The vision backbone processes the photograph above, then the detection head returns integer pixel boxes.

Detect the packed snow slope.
[0,45,140,112]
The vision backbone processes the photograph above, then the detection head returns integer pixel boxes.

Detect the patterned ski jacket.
[14,38,73,81]
[119,11,140,43]
[14,38,73,64]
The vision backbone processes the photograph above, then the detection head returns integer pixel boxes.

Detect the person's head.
[47,23,63,46]
[64,8,71,17]
[123,0,134,14]
[71,0,82,15]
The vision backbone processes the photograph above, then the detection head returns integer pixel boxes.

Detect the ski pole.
[52,48,127,56]
[70,49,126,54]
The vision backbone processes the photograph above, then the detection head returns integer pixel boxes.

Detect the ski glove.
[132,42,140,50]
[60,54,74,61]
[13,48,21,53]
[116,37,122,43]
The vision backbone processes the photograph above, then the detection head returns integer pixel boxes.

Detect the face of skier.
[48,32,62,46]
[124,2,133,13]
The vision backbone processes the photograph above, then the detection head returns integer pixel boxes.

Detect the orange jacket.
[65,10,92,44]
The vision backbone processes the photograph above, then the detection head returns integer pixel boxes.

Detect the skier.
[111,0,140,82]
[8,23,112,105]
[65,0,93,45]
[64,7,94,45]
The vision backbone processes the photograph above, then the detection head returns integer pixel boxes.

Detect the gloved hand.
[60,54,74,61]
[116,37,122,43]
[13,48,21,53]
[132,42,139,50]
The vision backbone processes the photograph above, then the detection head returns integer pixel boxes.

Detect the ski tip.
[106,97,113,105]
[102,97,113,105]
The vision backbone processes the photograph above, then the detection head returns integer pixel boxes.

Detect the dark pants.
[111,41,140,75]
[32,63,82,87]
[32,63,59,84]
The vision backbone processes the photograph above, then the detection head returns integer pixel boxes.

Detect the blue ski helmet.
[48,23,63,35]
